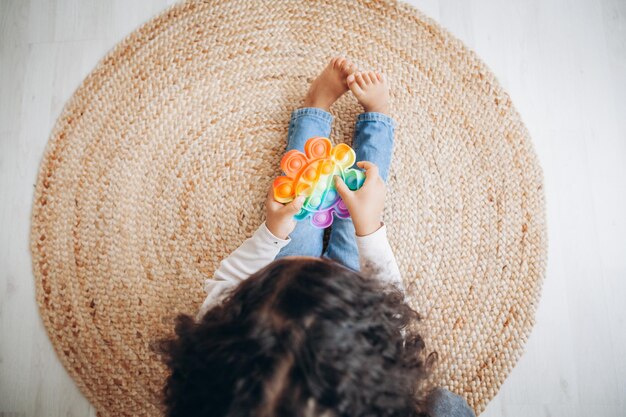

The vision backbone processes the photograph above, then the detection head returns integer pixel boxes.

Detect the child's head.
[158,257,434,417]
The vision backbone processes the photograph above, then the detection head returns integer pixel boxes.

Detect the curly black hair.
[156,257,436,417]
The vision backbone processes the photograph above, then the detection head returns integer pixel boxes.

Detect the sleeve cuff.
[356,112,397,128]
[355,223,388,249]
[258,222,291,248]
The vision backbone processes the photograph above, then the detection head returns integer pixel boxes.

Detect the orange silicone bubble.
[273,177,294,203]
[307,165,320,181]
[305,137,331,159]
[280,150,308,178]
[296,182,312,196]
[321,160,333,175]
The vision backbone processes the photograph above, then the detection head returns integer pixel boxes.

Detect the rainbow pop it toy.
[273,137,365,228]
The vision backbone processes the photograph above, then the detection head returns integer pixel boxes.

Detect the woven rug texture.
[30,0,547,415]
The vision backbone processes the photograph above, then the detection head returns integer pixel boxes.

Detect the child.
[158,58,475,417]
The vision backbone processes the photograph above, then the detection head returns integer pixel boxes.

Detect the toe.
[348,75,364,96]
[338,58,348,72]
[339,59,351,73]
[355,72,366,88]
[375,72,383,82]
[369,71,380,83]
[362,72,372,85]
[346,61,357,74]
[330,57,339,68]
[334,57,346,70]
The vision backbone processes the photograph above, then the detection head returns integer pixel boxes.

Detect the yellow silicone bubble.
[296,183,311,196]
[322,160,333,175]
[331,143,356,169]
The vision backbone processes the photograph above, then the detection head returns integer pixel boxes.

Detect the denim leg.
[275,108,333,259]
[426,388,476,417]
[285,107,334,151]
[323,112,396,270]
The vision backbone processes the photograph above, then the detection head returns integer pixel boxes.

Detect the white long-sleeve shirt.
[197,222,402,319]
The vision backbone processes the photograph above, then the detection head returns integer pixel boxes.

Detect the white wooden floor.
[1,0,625,416]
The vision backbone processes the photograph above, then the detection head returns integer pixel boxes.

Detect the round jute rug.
[30,0,546,415]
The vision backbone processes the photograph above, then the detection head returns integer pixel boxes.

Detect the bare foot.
[346,71,390,115]
[302,57,357,111]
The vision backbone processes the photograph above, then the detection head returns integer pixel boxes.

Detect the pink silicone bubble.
[335,200,350,218]
[311,210,333,228]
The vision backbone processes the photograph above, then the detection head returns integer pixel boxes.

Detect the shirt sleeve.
[196,222,290,320]
[356,224,404,292]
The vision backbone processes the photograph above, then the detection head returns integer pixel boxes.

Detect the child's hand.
[334,161,386,236]
[265,188,306,240]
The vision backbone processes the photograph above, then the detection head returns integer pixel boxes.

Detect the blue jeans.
[274,107,395,271]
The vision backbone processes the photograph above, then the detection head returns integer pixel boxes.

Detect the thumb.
[283,195,306,215]
[334,176,353,201]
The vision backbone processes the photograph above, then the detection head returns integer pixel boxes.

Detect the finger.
[266,186,274,199]
[266,186,277,204]
[356,161,380,178]
[266,186,287,211]
[334,176,354,200]
[266,199,284,213]
[281,195,306,215]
